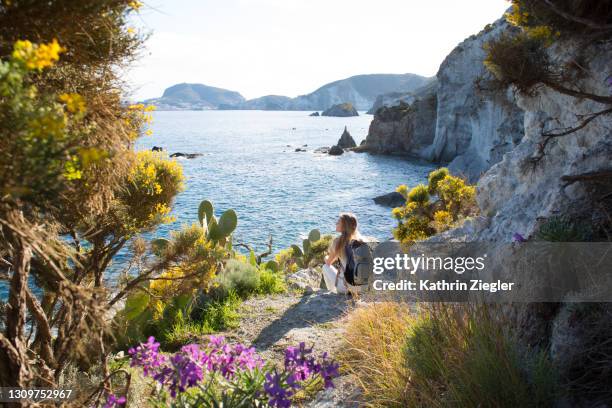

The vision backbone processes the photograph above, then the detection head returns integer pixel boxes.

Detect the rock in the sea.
[169,152,203,159]
[322,103,358,117]
[337,126,356,149]
[295,148,307,152]
[328,145,344,156]
[373,192,405,207]
[151,146,164,152]
[309,112,320,117]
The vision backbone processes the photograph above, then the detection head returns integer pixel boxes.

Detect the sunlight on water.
[116,110,435,266]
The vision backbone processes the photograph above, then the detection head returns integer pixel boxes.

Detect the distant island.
[143,73,432,112]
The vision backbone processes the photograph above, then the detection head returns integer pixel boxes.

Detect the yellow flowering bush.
[0,39,93,202]
[118,150,184,232]
[392,168,477,245]
[11,39,64,70]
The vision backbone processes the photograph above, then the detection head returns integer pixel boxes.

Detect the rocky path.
[219,290,362,407]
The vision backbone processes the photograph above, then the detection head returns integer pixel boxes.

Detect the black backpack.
[344,240,373,286]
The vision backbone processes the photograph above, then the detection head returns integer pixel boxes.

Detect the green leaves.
[198,200,214,226]
[151,238,170,256]
[308,229,321,242]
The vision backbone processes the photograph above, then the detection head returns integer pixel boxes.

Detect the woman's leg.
[322,264,339,293]
[322,264,348,294]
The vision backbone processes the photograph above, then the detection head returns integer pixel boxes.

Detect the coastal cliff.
[364,19,525,181]
[432,27,612,407]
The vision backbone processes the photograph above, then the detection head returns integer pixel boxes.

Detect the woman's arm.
[325,238,339,266]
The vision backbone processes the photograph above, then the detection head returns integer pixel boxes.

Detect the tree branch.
[529,107,612,164]
[543,0,612,31]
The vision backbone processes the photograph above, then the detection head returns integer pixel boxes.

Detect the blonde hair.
[335,212,361,254]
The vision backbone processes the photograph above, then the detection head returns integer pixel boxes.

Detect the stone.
[337,126,357,149]
[169,152,203,159]
[151,146,164,152]
[373,192,405,207]
[321,103,358,117]
[287,268,322,293]
[309,112,320,116]
[328,145,344,156]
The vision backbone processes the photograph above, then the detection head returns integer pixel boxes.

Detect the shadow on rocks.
[252,292,348,349]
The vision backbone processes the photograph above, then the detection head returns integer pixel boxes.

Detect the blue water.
[120,110,434,262]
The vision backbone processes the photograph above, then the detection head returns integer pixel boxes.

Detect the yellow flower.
[64,156,82,180]
[59,93,86,114]
[12,39,65,70]
[127,27,136,35]
[128,0,143,11]
[145,129,153,136]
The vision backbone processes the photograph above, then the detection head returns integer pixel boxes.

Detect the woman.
[323,212,363,295]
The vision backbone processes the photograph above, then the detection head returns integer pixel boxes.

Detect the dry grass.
[340,302,559,408]
[338,302,414,407]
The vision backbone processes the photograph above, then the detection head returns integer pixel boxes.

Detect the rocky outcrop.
[373,192,405,207]
[363,18,525,181]
[286,268,323,293]
[437,36,612,406]
[364,81,437,156]
[322,103,359,117]
[337,127,356,148]
[432,20,524,181]
[328,145,344,156]
[309,112,320,117]
[367,78,436,114]
[169,152,203,159]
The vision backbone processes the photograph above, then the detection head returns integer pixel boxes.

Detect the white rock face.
[473,37,612,242]
[432,20,525,181]
[365,19,525,182]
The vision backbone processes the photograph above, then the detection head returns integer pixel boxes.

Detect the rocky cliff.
[364,19,525,181]
[432,28,612,407]
[364,79,437,156]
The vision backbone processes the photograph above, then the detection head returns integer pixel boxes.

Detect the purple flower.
[264,371,294,408]
[103,394,126,408]
[128,336,166,377]
[512,232,527,243]
[319,353,340,389]
[167,352,204,397]
[284,342,319,381]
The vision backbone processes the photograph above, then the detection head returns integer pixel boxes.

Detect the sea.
[119,110,435,265]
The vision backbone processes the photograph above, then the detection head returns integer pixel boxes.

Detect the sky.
[126,0,510,101]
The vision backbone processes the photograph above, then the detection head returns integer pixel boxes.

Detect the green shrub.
[393,169,477,245]
[483,32,552,94]
[427,167,449,194]
[212,259,260,300]
[194,292,241,333]
[402,305,558,408]
[536,216,592,242]
[256,269,287,295]
[407,184,430,204]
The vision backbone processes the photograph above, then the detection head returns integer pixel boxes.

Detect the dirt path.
[219,290,362,407]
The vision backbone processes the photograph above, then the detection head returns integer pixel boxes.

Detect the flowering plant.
[106,336,339,407]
